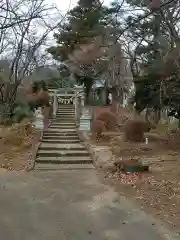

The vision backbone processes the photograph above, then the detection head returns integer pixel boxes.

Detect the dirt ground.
[88,130,180,232]
[0,124,40,171]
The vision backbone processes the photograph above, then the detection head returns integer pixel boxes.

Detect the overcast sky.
[44,0,111,46]
[42,0,112,64]
[48,0,111,12]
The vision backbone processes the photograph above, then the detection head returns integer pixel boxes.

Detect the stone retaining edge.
[77,129,98,165]
[26,130,44,172]
[76,129,115,171]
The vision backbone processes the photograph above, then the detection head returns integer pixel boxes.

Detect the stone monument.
[33,108,44,130]
[79,108,92,131]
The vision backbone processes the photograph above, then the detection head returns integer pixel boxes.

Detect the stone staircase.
[35,104,94,170]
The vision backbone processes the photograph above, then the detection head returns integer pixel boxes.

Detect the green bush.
[90,99,105,106]
[12,100,33,123]
[0,103,12,125]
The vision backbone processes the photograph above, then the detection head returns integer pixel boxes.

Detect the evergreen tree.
[48,0,107,61]
[124,0,180,120]
[47,0,116,103]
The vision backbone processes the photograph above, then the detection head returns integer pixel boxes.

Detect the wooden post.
[81,94,84,106]
[74,96,78,120]
[53,92,57,117]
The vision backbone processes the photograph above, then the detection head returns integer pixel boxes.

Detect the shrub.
[0,103,12,124]
[42,105,52,119]
[18,118,34,136]
[27,89,50,110]
[96,111,118,131]
[117,107,135,125]
[2,119,33,146]
[122,119,153,142]
[12,100,33,123]
[92,119,107,141]
[36,89,50,106]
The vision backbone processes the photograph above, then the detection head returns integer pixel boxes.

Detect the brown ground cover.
[0,120,40,171]
[88,124,180,232]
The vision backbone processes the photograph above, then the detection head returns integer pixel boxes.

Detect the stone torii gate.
[48,87,85,120]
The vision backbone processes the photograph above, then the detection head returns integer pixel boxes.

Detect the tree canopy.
[47,0,180,118]
[47,0,131,103]
[122,0,180,119]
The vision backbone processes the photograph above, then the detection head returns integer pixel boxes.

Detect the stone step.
[37,149,89,157]
[58,106,74,107]
[56,116,75,118]
[42,136,79,140]
[50,122,76,124]
[44,129,78,133]
[46,128,77,132]
[56,113,75,115]
[52,121,76,124]
[56,114,75,116]
[50,126,76,129]
[50,122,76,125]
[34,163,94,170]
[36,156,92,164]
[41,139,81,143]
[50,125,76,128]
[56,112,74,113]
[43,131,78,136]
[43,131,78,135]
[57,108,75,110]
[53,123,76,125]
[50,126,77,129]
[58,110,74,111]
[55,116,75,118]
[57,110,74,112]
[58,105,74,107]
[56,115,75,117]
[58,109,74,110]
[55,118,75,120]
[57,111,75,112]
[43,131,77,136]
[40,147,85,151]
[57,110,75,112]
[56,116,75,117]
[51,123,77,129]
[49,127,76,130]
[43,135,78,139]
[57,111,75,113]
[58,106,74,108]
[53,119,76,121]
[51,123,76,124]
[40,143,85,150]
[56,112,75,114]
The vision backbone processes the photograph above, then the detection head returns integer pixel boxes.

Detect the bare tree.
[0,0,68,122]
[66,27,133,109]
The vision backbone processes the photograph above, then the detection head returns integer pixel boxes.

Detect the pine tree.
[48,0,108,62]
[47,0,114,103]
[124,0,172,115]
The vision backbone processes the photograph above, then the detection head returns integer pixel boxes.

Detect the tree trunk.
[0,102,13,124]
[145,106,161,125]
[101,88,107,106]
[85,89,91,105]
[110,86,123,113]
[154,108,161,124]
[178,119,180,129]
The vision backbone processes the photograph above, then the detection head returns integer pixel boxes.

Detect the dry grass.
[0,121,40,171]
[89,122,180,231]
[108,131,180,231]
